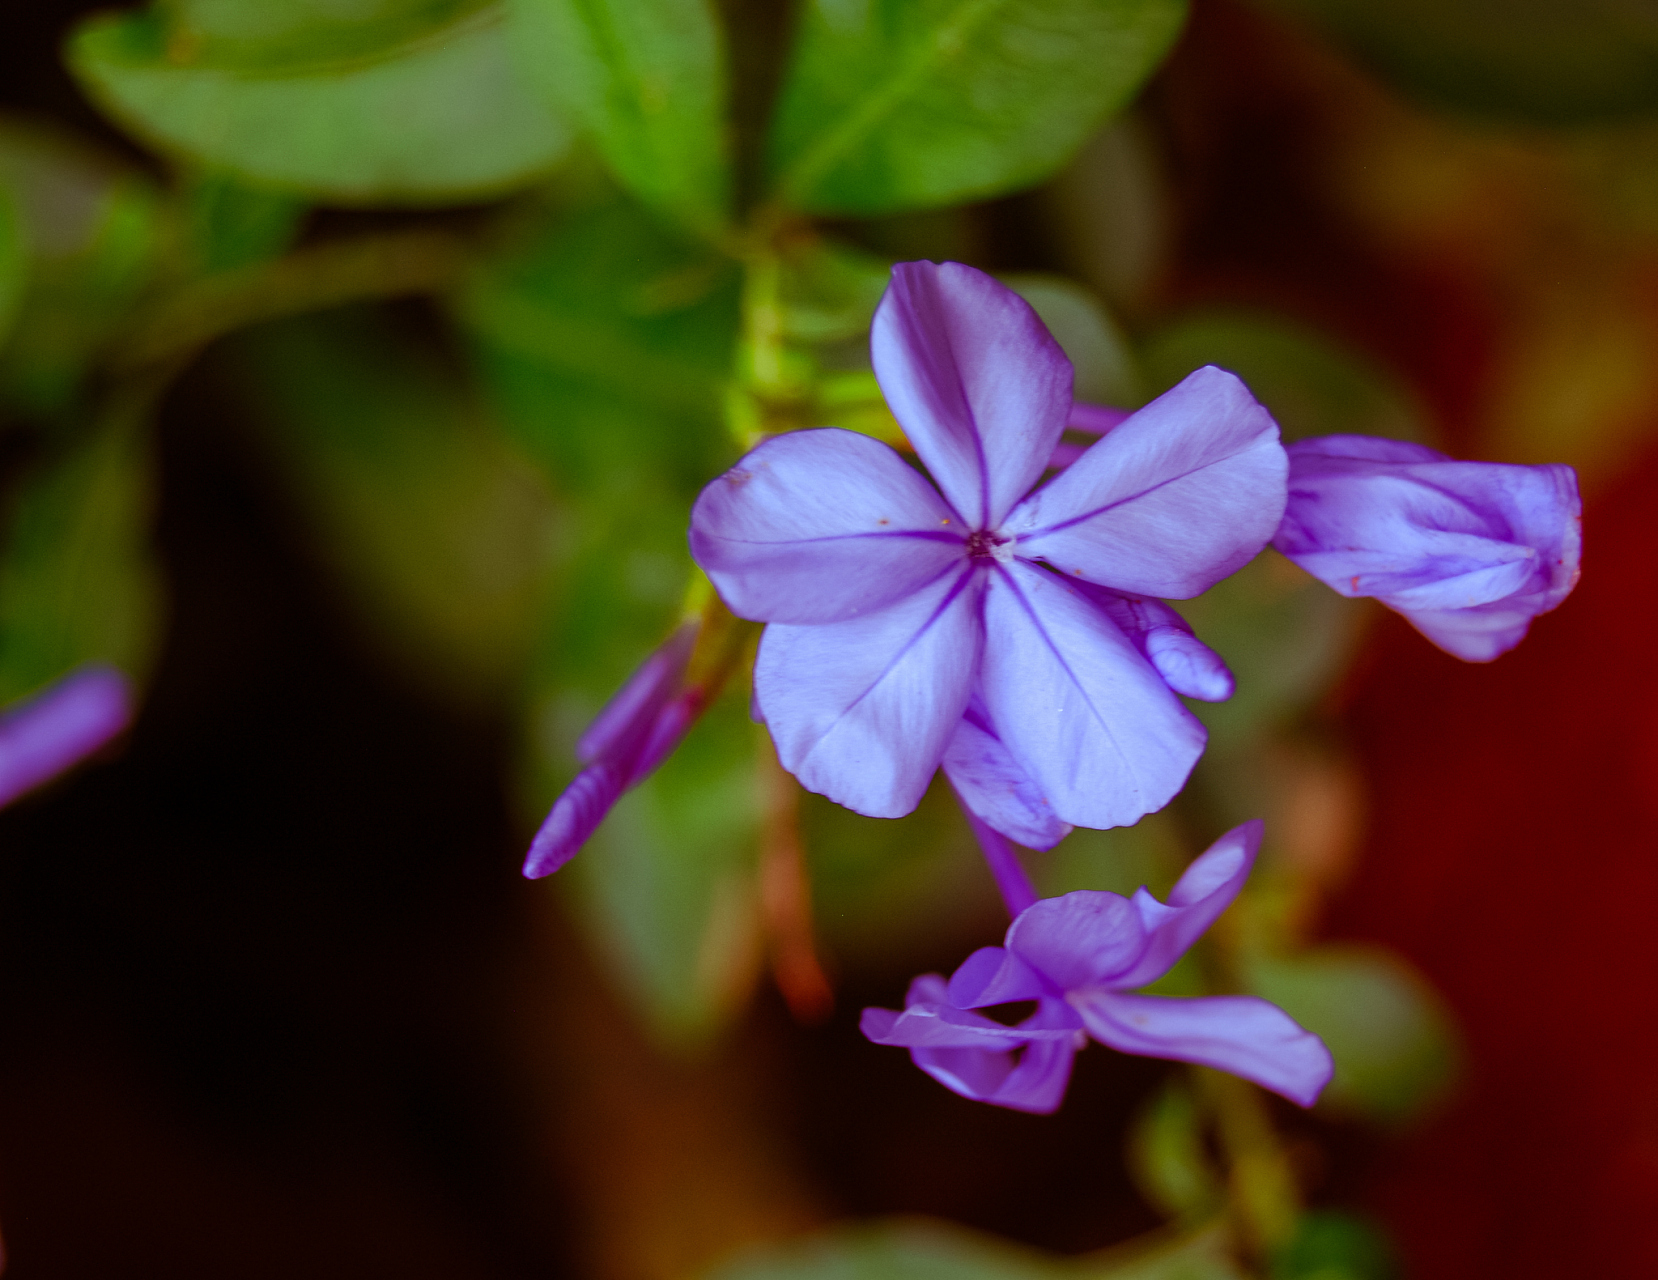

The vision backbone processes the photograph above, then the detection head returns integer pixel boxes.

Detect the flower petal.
[919,997,1081,1114]
[945,945,1050,1008]
[957,800,1043,915]
[690,428,965,624]
[1003,890,1148,992]
[0,665,131,807]
[756,566,983,818]
[577,624,696,763]
[860,995,1077,1051]
[1008,367,1287,598]
[980,560,1206,829]
[872,262,1072,528]
[942,698,1072,851]
[1076,991,1333,1107]
[1110,820,1261,989]
[1071,583,1235,702]
[522,760,628,879]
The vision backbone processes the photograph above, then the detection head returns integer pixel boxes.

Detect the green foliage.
[507,0,731,233]
[708,1217,1244,1280]
[1244,946,1459,1123]
[0,121,161,419]
[222,307,556,707]
[0,189,24,351]
[180,170,306,275]
[569,688,762,1045]
[1257,0,1658,126]
[1128,1078,1224,1224]
[68,3,570,204]
[1269,1211,1397,1280]
[1140,311,1430,447]
[766,0,1188,216]
[0,414,164,705]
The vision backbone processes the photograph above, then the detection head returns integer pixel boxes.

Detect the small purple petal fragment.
[577,623,695,763]
[756,566,983,818]
[980,561,1205,830]
[1072,584,1236,703]
[946,945,1049,1008]
[1110,819,1261,990]
[0,665,131,807]
[872,261,1072,528]
[1009,366,1287,599]
[523,760,629,879]
[943,705,1072,853]
[1274,434,1582,662]
[1075,990,1334,1107]
[690,428,965,625]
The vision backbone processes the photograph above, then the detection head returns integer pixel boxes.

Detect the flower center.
[966,528,1016,563]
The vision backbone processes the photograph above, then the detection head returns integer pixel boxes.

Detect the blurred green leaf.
[1244,946,1459,1124]
[708,1217,1244,1280]
[221,307,554,707]
[779,239,890,344]
[766,0,1187,216]
[1269,1211,1397,1280]
[0,413,164,704]
[569,687,763,1046]
[68,3,570,204]
[1255,0,1658,127]
[181,170,306,275]
[0,121,161,418]
[507,0,730,233]
[1128,1078,1224,1224]
[1140,310,1430,446]
[1003,273,1141,405]
[0,189,23,351]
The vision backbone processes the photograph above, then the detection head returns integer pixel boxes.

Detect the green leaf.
[1139,310,1431,446]
[707,1218,1245,1280]
[1269,1211,1397,1280]
[0,413,164,704]
[1243,946,1460,1124]
[219,306,556,707]
[506,0,730,233]
[766,0,1187,216]
[180,169,306,274]
[1127,1078,1224,1224]
[0,121,161,419]
[567,687,763,1046]
[67,4,570,204]
[1257,0,1658,127]
[0,187,24,351]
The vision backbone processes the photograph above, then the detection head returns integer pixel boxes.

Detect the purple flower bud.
[0,665,132,807]
[1273,435,1582,661]
[862,821,1334,1114]
[690,262,1286,836]
[522,624,697,879]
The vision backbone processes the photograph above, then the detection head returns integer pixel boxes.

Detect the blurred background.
[0,0,1653,1276]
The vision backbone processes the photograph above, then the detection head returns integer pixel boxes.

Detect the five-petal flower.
[860,820,1333,1114]
[691,261,1286,838]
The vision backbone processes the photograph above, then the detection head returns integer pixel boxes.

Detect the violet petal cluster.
[1273,435,1581,661]
[690,261,1284,843]
[523,624,699,879]
[0,665,132,807]
[861,821,1333,1114]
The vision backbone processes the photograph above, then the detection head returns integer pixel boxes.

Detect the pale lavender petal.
[860,997,1077,1050]
[1048,404,1134,470]
[943,701,1072,853]
[1110,819,1262,990]
[0,666,131,807]
[979,560,1205,830]
[872,262,1072,528]
[1075,991,1333,1107]
[690,428,965,624]
[522,759,628,879]
[945,945,1050,1007]
[756,566,983,818]
[958,801,1043,914]
[923,998,1080,1114]
[1276,436,1582,662]
[1007,367,1287,598]
[1070,583,1235,703]
[577,623,695,763]
[1003,890,1148,992]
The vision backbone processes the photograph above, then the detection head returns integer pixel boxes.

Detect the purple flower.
[0,665,132,807]
[860,821,1333,1114]
[1273,435,1582,662]
[690,262,1285,838]
[523,623,699,879]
